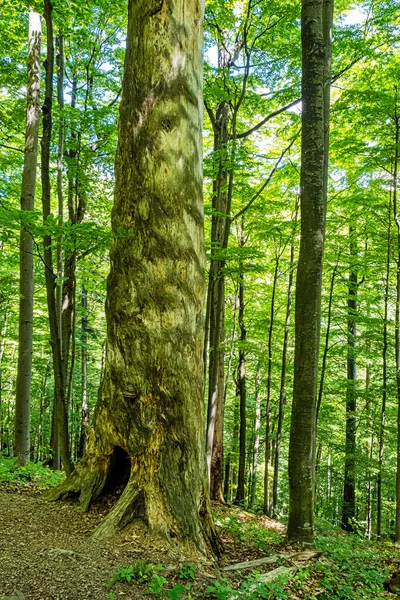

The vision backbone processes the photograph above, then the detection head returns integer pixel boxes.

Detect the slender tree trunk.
[14,11,41,466]
[0,310,8,452]
[56,32,64,336]
[287,0,332,543]
[342,222,358,532]
[6,350,16,456]
[317,254,339,421]
[235,223,247,504]
[365,361,373,539]
[50,32,65,470]
[41,0,73,476]
[377,195,391,538]
[249,365,261,508]
[273,206,297,516]
[230,389,240,502]
[206,100,229,500]
[38,354,50,461]
[47,0,220,554]
[393,95,400,542]
[79,286,89,458]
[264,254,279,515]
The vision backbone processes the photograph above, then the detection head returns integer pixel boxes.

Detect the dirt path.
[0,486,283,600]
[0,486,176,600]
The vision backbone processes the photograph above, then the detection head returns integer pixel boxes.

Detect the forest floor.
[0,462,399,600]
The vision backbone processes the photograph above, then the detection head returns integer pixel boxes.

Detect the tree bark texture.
[48,0,220,555]
[14,11,41,466]
[287,0,331,543]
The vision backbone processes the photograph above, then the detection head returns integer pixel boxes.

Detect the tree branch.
[231,133,298,222]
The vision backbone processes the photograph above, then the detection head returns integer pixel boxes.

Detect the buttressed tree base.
[47,0,220,556]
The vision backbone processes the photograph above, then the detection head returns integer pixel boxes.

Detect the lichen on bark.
[46,0,220,557]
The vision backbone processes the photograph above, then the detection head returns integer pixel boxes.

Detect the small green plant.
[132,559,163,581]
[108,560,164,586]
[166,583,188,600]
[106,594,116,600]
[207,578,234,600]
[108,566,135,585]
[178,563,197,580]
[148,573,167,595]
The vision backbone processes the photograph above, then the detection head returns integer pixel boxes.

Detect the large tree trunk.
[14,11,41,466]
[287,0,332,543]
[48,0,220,555]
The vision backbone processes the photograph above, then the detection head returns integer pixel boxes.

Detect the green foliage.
[313,535,390,600]
[217,514,283,550]
[108,560,164,587]
[166,583,189,600]
[178,563,197,580]
[148,574,167,595]
[108,566,135,585]
[207,572,291,600]
[0,457,65,487]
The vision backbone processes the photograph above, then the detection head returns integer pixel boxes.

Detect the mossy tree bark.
[48,0,220,555]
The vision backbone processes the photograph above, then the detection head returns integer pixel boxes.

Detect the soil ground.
[1,483,396,600]
[0,484,211,600]
[0,484,282,600]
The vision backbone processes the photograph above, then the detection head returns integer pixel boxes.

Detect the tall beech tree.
[49,0,220,553]
[287,0,332,543]
[14,10,41,466]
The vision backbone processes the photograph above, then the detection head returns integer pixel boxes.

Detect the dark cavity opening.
[102,446,131,496]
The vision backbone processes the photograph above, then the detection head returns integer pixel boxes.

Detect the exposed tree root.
[45,445,222,558]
